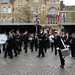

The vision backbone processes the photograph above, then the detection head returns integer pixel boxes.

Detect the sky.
[63,0,75,6]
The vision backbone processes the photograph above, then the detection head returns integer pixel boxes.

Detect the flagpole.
[57,7,61,34]
[35,8,39,32]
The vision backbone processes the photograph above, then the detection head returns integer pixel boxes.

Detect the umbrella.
[42,26,51,28]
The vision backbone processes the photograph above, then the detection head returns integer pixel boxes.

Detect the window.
[8,17,11,23]
[61,13,66,23]
[50,0,56,4]
[18,0,22,6]
[1,0,8,3]
[3,17,6,23]
[3,7,7,13]
[47,8,58,15]
[34,0,39,3]
[8,7,12,13]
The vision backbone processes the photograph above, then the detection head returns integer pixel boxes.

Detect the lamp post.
[35,8,39,32]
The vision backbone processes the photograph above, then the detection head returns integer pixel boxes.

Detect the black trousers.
[12,45,17,56]
[30,42,34,52]
[71,46,75,58]
[58,50,65,66]
[44,42,48,52]
[38,43,45,57]
[54,44,57,55]
[51,43,54,51]
[8,45,13,58]
[19,42,22,52]
[3,44,5,51]
[4,47,8,58]
[24,42,28,52]
[34,40,38,51]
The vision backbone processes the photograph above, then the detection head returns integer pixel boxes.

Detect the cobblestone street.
[0,47,75,75]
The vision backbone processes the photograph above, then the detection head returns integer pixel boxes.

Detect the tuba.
[0,34,7,44]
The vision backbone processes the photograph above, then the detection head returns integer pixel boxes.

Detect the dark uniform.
[29,33,35,52]
[5,32,13,59]
[44,33,49,53]
[12,33,18,57]
[19,34,23,52]
[57,34,67,68]
[23,31,29,53]
[34,32,38,51]
[54,35,58,55]
[69,33,75,59]
[37,30,45,57]
[15,33,21,54]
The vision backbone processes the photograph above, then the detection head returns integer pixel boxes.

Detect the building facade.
[0,0,13,23]
[0,0,75,34]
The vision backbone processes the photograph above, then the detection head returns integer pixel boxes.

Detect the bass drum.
[0,34,7,44]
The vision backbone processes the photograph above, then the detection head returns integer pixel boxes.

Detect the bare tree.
[15,5,33,23]
[39,13,46,24]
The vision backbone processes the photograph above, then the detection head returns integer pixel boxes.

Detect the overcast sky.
[63,0,75,5]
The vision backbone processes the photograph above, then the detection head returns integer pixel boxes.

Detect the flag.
[57,10,61,23]
[36,8,39,24]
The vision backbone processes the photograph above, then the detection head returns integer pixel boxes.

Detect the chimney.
[60,1,64,11]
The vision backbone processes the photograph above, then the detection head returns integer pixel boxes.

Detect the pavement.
[0,46,75,75]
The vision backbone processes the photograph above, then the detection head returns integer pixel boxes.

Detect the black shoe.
[60,65,64,69]
[9,57,13,59]
[3,57,7,58]
[36,55,40,58]
[14,55,17,57]
[18,52,20,54]
[35,49,37,51]
[0,50,1,53]
[31,50,33,52]
[41,56,45,58]
[25,51,27,53]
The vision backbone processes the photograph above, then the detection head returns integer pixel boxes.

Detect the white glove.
[66,45,70,48]
[56,47,60,50]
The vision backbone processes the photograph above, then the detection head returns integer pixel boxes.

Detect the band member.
[12,29,18,57]
[69,32,75,59]
[19,33,23,52]
[57,29,67,68]
[44,33,49,53]
[2,31,7,51]
[49,34,54,51]
[23,31,29,53]
[54,33,58,55]
[0,45,1,53]
[5,31,13,59]
[34,32,38,51]
[37,28,45,58]
[15,30,21,54]
[29,33,35,52]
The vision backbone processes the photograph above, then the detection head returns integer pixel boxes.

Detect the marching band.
[0,28,75,69]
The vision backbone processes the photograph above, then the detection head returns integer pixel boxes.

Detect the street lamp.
[35,8,39,32]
